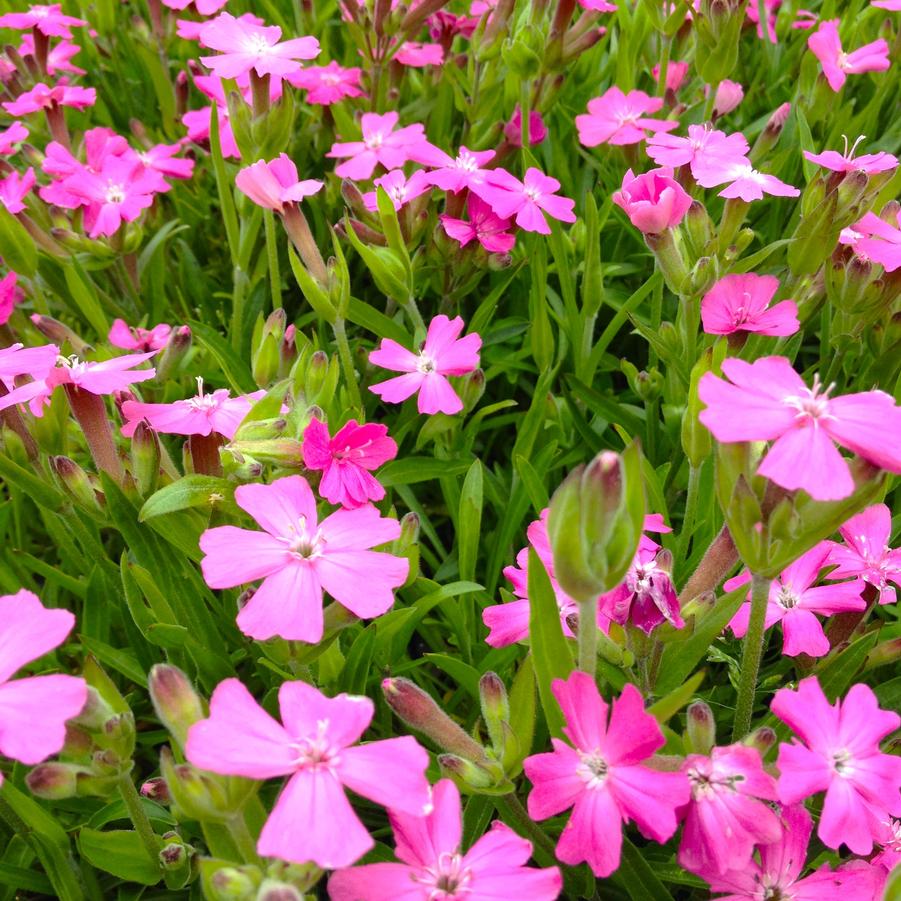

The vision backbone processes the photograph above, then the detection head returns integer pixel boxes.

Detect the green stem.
[731,572,771,741]
[657,37,670,98]
[404,296,427,339]
[519,80,530,157]
[577,597,598,678]
[677,464,701,573]
[333,317,363,410]
[226,813,261,866]
[494,793,557,863]
[264,210,283,311]
[117,772,161,869]
[230,265,248,352]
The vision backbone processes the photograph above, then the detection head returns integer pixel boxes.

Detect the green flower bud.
[685,701,716,755]
[149,665,205,750]
[130,420,161,498]
[478,672,510,760]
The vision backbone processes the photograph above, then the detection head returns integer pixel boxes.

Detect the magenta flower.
[704,805,885,899]
[826,504,901,605]
[328,779,562,901]
[394,41,444,67]
[440,192,516,254]
[476,167,576,235]
[849,210,901,272]
[700,273,799,337]
[162,0,228,13]
[182,105,239,159]
[713,80,744,116]
[678,744,780,876]
[579,0,617,8]
[726,542,865,657]
[0,590,87,778]
[301,416,397,509]
[326,112,443,181]
[772,677,901,854]
[198,12,320,80]
[0,121,28,156]
[19,34,85,76]
[285,61,363,105]
[136,143,195,181]
[0,272,21,326]
[0,4,86,37]
[694,160,799,201]
[524,672,689,877]
[698,356,901,500]
[808,19,890,92]
[652,60,689,92]
[362,169,432,212]
[611,167,692,234]
[185,677,431,868]
[235,154,323,213]
[804,137,898,175]
[0,166,34,213]
[575,87,677,147]
[199,475,408,642]
[645,125,750,179]
[504,106,547,147]
[121,380,262,440]
[369,314,481,416]
[108,319,172,353]
[3,81,96,116]
[0,341,58,390]
[425,145,495,193]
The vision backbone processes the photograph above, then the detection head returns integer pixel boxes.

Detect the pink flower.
[235,154,323,213]
[181,104,239,159]
[0,341,58,390]
[793,8,819,28]
[873,0,901,7]
[698,355,901,500]
[0,350,156,417]
[476,167,576,235]
[108,319,171,352]
[369,314,481,416]
[136,143,195,181]
[700,273,799,337]
[578,0,617,9]
[0,121,28,155]
[652,60,689,92]
[425,145,495,193]
[678,744,780,875]
[198,12,320,80]
[328,779,562,901]
[326,112,444,181]
[285,61,363,105]
[804,137,898,175]
[185,677,431,868]
[121,380,262,439]
[694,160,800,201]
[393,41,444,67]
[0,590,87,778]
[301,416,397,509]
[713,80,744,117]
[611,167,692,234]
[575,87,678,147]
[645,125,750,179]
[362,169,432,212]
[808,19,890,92]
[726,542,866,657]
[524,672,689,877]
[162,0,228,13]
[772,677,901,854]
[199,475,408,642]
[705,805,885,899]
[504,106,546,147]
[440,192,515,254]
[0,4,86,37]
[19,34,85,75]
[746,0,780,41]
[826,504,901,605]
[2,81,96,116]
[0,166,34,213]
[849,210,901,272]
[0,272,21,326]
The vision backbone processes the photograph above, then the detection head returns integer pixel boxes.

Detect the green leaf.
[340,624,377,695]
[422,653,482,697]
[0,205,36,276]
[140,476,238,520]
[77,829,160,886]
[346,296,411,345]
[614,838,675,901]
[507,655,536,769]
[188,320,256,394]
[63,260,108,337]
[0,453,65,511]
[816,630,879,701]
[287,245,336,323]
[378,457,472,486]
[527,548,573,738]
[457,460,483,583]
[208,106,239,266]
[648,670,705,724]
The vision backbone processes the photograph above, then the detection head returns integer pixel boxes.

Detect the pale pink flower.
[199,475,408,642]
[678,744,780,876]
[698,355,901,500]
[136,143,195,181]
[793,8,819,28]
[329,779,562,901]
[578,0,617,9]
[0,272,21,326]
[0,166,34,213]
[645,125,750,179]
[0,4,86,37]
[705,805,885,899]
[873,0,901,8]
[198,12,320,80]
[713,80,744,116]
[726,542,865,657]
[652,60,689,92]
[235,154,323,213]
[772,677,901,854]
[611,167,692,234]
[0,589,87,779]
[849,210,901,272]
[301,417,397,509]
[693,160,799,201]
[425,145,495,193]
[42,126,129,178]
[0,350,156,417]
[746,0,780,41]
[369,314,481,416]
[108,319,172,353]
[504,106,546,147]
[476,167,576,235]
[440,192,515,254]
[700,273,799,336]
[2,81,96,116]
[162,0,228,13]
[181,11,265,43]
[0,121,28,155]
[393,41,444,67]
[0,341,58,390]
[18,34,85,75]
[285,61,363,105]
[326,112,444,181]
[826,504,901,605]
[121,379,262,439]
[808,19,890,92]
[185,677,431,868]
[362,169,432,212]
[803,136,898,175]
[575,87,678,147]
[181,105,239,159]
[524,672,689,877]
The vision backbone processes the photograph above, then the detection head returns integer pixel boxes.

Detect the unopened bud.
[685,701,716,755]
[29,314,91,354]
[750,103,791,161]
[459,368,485,413]
[50,455,101,511]
[712,79,743,118]
[478,672,509,757]
[141,777,171,803]
[156,325,192,381]
[130,420,161,497]
[149,665,205,749]
[279,324,297,379]
[209,866,259,901]
[743,726,777,755]
[26,762,85,799]
[257,882,303,901]
[438,753,496,790]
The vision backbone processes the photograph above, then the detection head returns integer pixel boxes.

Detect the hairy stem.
[731,572,771,741]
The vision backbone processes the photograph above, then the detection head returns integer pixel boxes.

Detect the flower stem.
[404,296,427,339]
[577,597,598,678]
[226,812,261,866]
[678,524,737,605]
[117,772,161,869]
[263,209,283,311]
[731,572,771,741]
[676,464,701,574]
[64,386,124,483]
[333,317,362,410]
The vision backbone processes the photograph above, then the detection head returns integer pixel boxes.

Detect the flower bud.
[50,455,102,512]
[459,368,485,413]
[478,672,510,759]
[684,200,713,258]
[743,726,777,755]
[29,314,91,354]
[149,665,205,749]
[279,325,298,379]
[155,325,192,381]
[26,762,86,799]
[130,420,161,497]
[749,103,791,162]
[712,79,743,118]
[438,753,498,791]
[613,168,692,235]
[141,777,171,804]
[504,107,546,148]
[685,701,716,755]
[252,310,285,388]
[207,866,259,901]
[501,25,543,79]
[257,882,303,901]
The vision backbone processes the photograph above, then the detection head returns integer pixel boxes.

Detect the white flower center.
[290,719,338,769]
[58,353,88,377]
[832,748,854,776]
[244,33,274,55]
[686,765,745,800]
[105,182,126,204]
[456,151,478,172]
[185,377,220,412]
[365,131,384,149]
[416,352,436,374]
[576,751,609,789]
[414,852,474,900]
[277,515,326,559]
[783,374,836,425]
[776,585,799,609]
